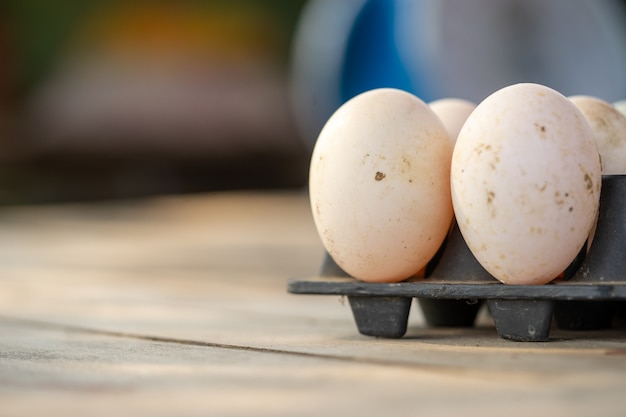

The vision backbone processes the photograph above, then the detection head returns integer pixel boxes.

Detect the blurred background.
[0,0,309,203]
[0,0,625,204]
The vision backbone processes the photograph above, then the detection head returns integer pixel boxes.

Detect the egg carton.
[288,175,626,342]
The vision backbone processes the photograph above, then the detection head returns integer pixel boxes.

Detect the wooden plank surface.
[1,191,625,416]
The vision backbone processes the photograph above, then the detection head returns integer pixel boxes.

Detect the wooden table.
[1,190,625,416]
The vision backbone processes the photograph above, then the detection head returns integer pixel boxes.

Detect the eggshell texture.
[309,88,453,283]
[429,98,476,146]
[451,83,601,285]
[569,96,626,175]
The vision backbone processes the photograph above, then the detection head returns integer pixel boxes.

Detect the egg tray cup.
[289,175,626,342]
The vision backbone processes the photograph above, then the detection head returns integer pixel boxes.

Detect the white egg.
[309,88,453,283]
[614,100,626,117]
[451,83,601,285]
[429,98,476,146]
[569,96,626,175]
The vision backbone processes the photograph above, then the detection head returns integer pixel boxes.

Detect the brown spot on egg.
[474,143,490,155]
[534,122,547,137]
[375,171,386,181]
[579,164,595,192]
[584,173,593,190]
[486,190,496,218]
[401,155,412,172]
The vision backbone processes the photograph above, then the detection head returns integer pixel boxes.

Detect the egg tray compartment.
[289,175,626,342]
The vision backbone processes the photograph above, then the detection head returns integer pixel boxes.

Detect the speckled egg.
[451,83,601,285]
[309,88,453,283]
[569,96,626,175]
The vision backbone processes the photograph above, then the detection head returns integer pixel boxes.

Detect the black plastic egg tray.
[288,175,626,342]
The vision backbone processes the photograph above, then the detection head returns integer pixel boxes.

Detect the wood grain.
[0,191,625,416]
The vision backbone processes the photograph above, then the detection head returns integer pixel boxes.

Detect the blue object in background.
[339,0,424,103]
[290,0,626,149]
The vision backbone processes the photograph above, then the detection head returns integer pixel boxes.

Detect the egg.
[614,100,626,117]
[451,83,601,285]
[570,96,626,252]
[309,88,453,283]
[569,96,626,175]
[429,98,476,146]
